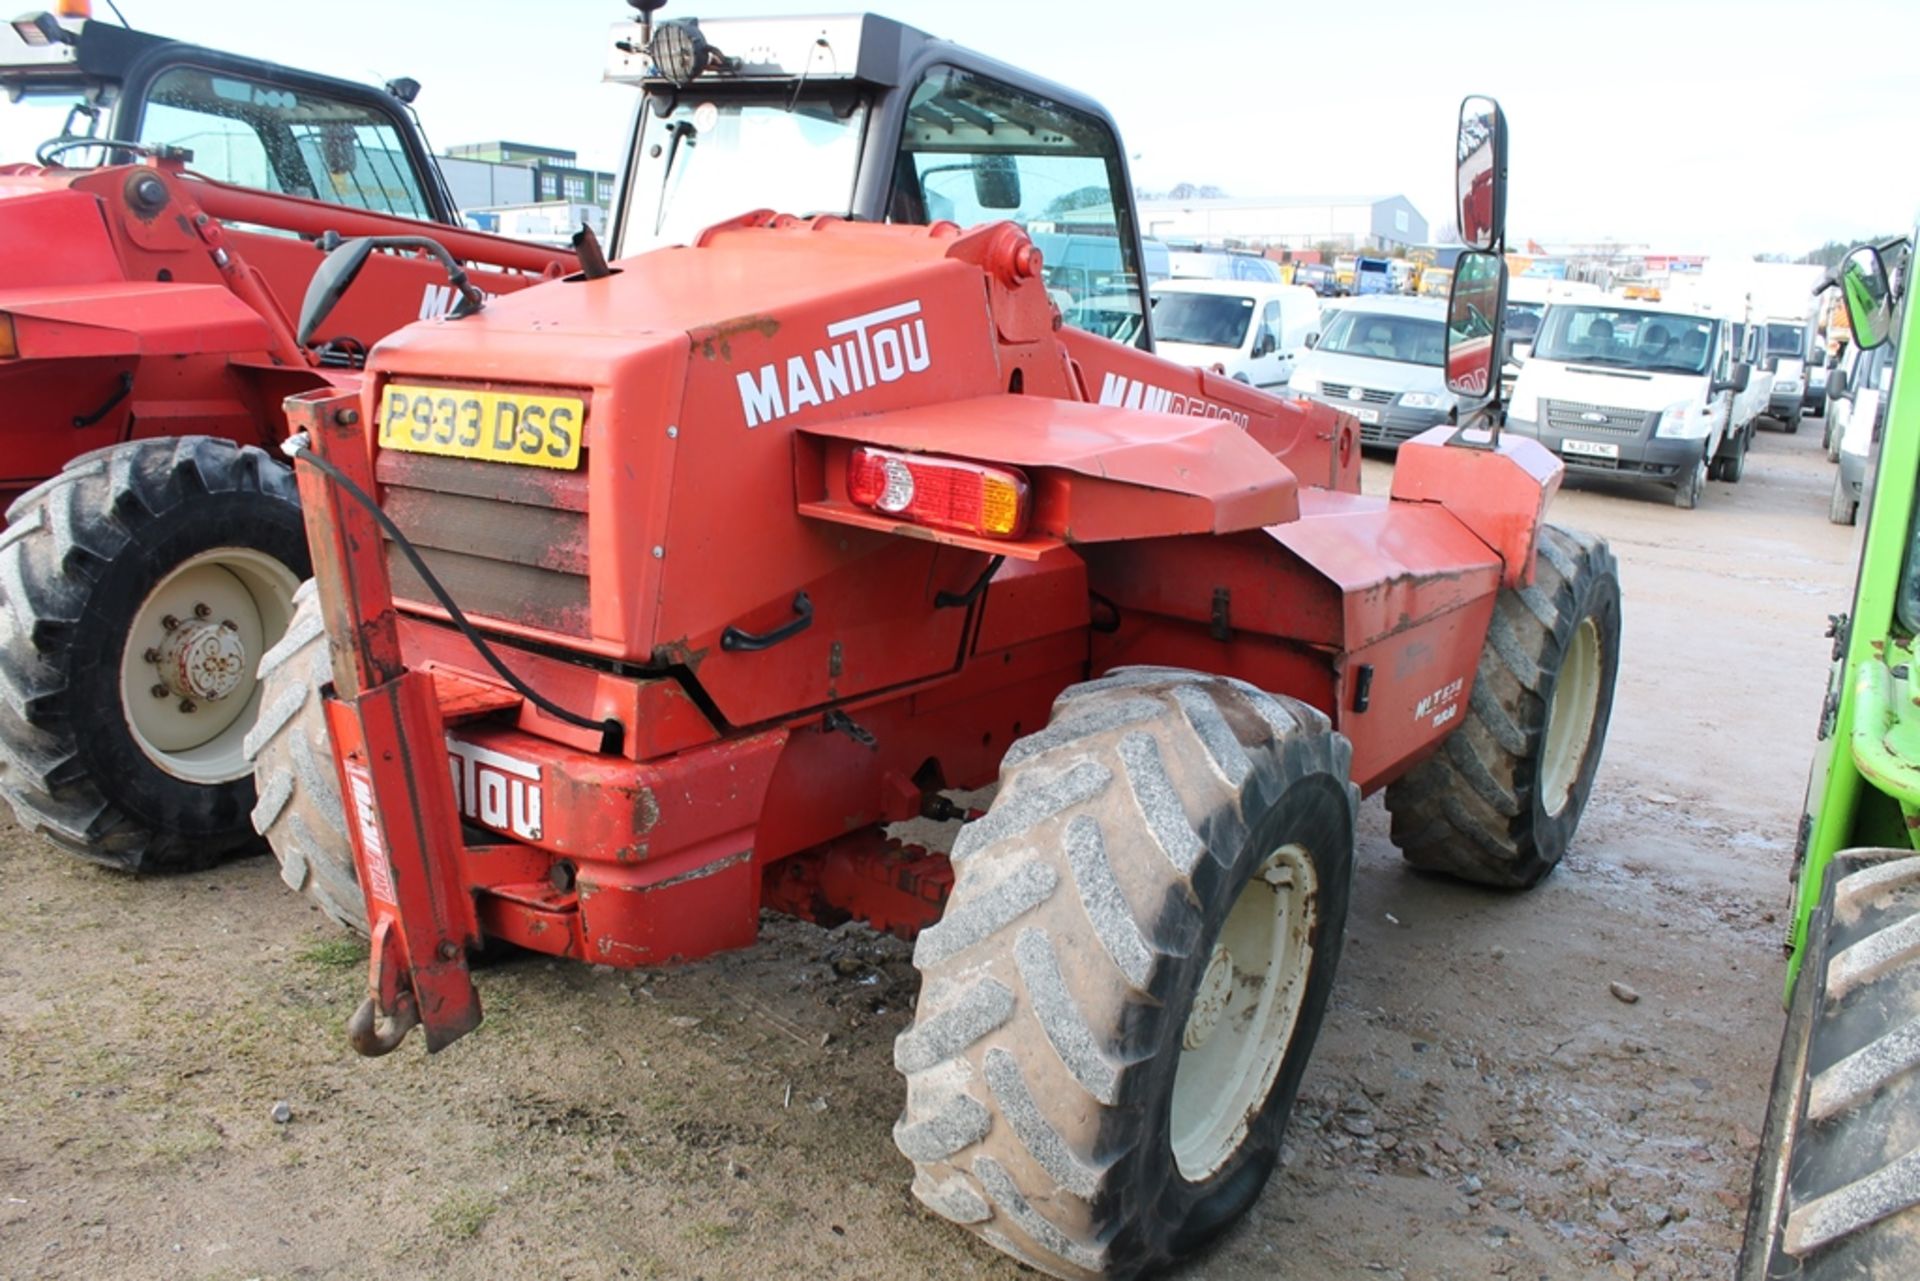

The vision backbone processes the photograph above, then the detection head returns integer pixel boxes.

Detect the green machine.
[1743,239,1920,1276]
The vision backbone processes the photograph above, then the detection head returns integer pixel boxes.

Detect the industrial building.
[437,140,618,236]
[1137,194,1429,253]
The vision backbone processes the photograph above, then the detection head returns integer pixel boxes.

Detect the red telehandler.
[0,6,571,872]
[250,11,1623,1277]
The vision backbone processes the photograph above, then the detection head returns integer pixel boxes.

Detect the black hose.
[288,439,624,754]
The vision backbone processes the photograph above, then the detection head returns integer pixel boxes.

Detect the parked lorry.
[0,7,569,872]
[1741,238,1920,1277]
[1505,295,1752,507]
[252,17,1621,1274]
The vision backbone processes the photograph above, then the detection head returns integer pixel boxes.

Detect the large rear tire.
[1384,524,1621,888]
[894,668,1356,1279]
[0,437,307,873]
[1739,848,1920,1278]
[245,581,364,933]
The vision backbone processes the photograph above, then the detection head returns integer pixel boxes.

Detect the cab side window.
[892,66,1146,348]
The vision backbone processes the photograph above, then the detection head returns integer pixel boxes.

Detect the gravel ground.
[0,423,1853,1280]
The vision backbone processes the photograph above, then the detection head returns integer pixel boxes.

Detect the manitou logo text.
[419,283,497,320]
[342,761,398,907]
[736,300,931,428]
[1097,373,1251,429]
[445,737,543,841]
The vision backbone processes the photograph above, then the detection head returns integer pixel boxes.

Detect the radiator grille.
[376,451,590,638]
[1541,399,1655,436]
[1319,382,1396,405]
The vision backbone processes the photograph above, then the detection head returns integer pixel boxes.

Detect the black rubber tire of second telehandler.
[245,581,365,934]
[894,668,1357,1280]
[1383,524,1621,889]
[0,437,308,873]
[1739,848,1920,1278]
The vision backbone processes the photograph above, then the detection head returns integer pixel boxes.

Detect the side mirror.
[974,154,1022,210]
[1304,331,1319,349]
[1841,245,1896,351]
[297,237,378,347]
[1455,94,1507,251]
[1445,249,1505,398]
[1713,363,1751,395]
[1253,333,1276,358]
[1810,349,1828,367]
[1828,370,1850,400]
[1512,341,1532,363]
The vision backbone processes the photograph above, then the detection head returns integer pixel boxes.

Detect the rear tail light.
[847,447,1030,539]
[0,313,16,360]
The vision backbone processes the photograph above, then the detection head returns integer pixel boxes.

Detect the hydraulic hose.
[285,435,624,753]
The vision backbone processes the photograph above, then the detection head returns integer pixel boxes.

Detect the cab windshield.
[1316,309,1445,366]
[1767,324,1806,357]
[137,66,431,218]
[622,90,869,255]
[1506,300,1545,341]
[1152,293,1255,348]
[1534,305,1718,376]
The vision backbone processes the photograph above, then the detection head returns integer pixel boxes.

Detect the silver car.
[1286,297,1456,448]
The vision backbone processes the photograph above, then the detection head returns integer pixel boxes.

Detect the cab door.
[1250,300,1288,387]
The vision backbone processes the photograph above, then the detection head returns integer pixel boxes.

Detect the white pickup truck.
[1506,297,1752,508]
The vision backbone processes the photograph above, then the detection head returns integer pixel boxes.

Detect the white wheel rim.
[118,548,300,784]
[1170,843,1318,1182]
[1540,616,1602,817]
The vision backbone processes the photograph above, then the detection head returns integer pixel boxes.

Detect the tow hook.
[346,993,419,1057]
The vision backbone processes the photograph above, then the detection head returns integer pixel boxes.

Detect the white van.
[1506,298,1751,509]
[1763,314,1815,432]
[1149,280,1321,389]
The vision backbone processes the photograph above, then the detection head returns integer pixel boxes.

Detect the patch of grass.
[681,1219,738,1248]
[140,1120,223,1166]
[430,1189,498,1240]
[298,938,367,969]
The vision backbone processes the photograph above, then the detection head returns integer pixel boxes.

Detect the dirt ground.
[0,424,1857,1281]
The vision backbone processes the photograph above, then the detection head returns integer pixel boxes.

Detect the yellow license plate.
[378,384,584,470]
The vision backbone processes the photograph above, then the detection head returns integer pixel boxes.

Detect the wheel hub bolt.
[179,698,196,713]
[143,647,162,664]
[161,614,179,631]
[193,602,211,619]
[150,684,168,699]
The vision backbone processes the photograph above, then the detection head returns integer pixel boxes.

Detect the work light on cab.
[846,447,1031,539]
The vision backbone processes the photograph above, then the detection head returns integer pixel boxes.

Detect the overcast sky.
[4,0,1911,258]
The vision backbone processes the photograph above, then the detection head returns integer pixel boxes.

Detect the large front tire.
[0,438,307,873]
[1740,848,1920,1278]
[1829,471,1858,527]
[1384,524,1621,888]
[245,582,364,934]
[895,669,1356,1279]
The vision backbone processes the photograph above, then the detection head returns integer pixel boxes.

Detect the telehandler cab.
[253,12,1623,1273]
[0,5,569,873]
